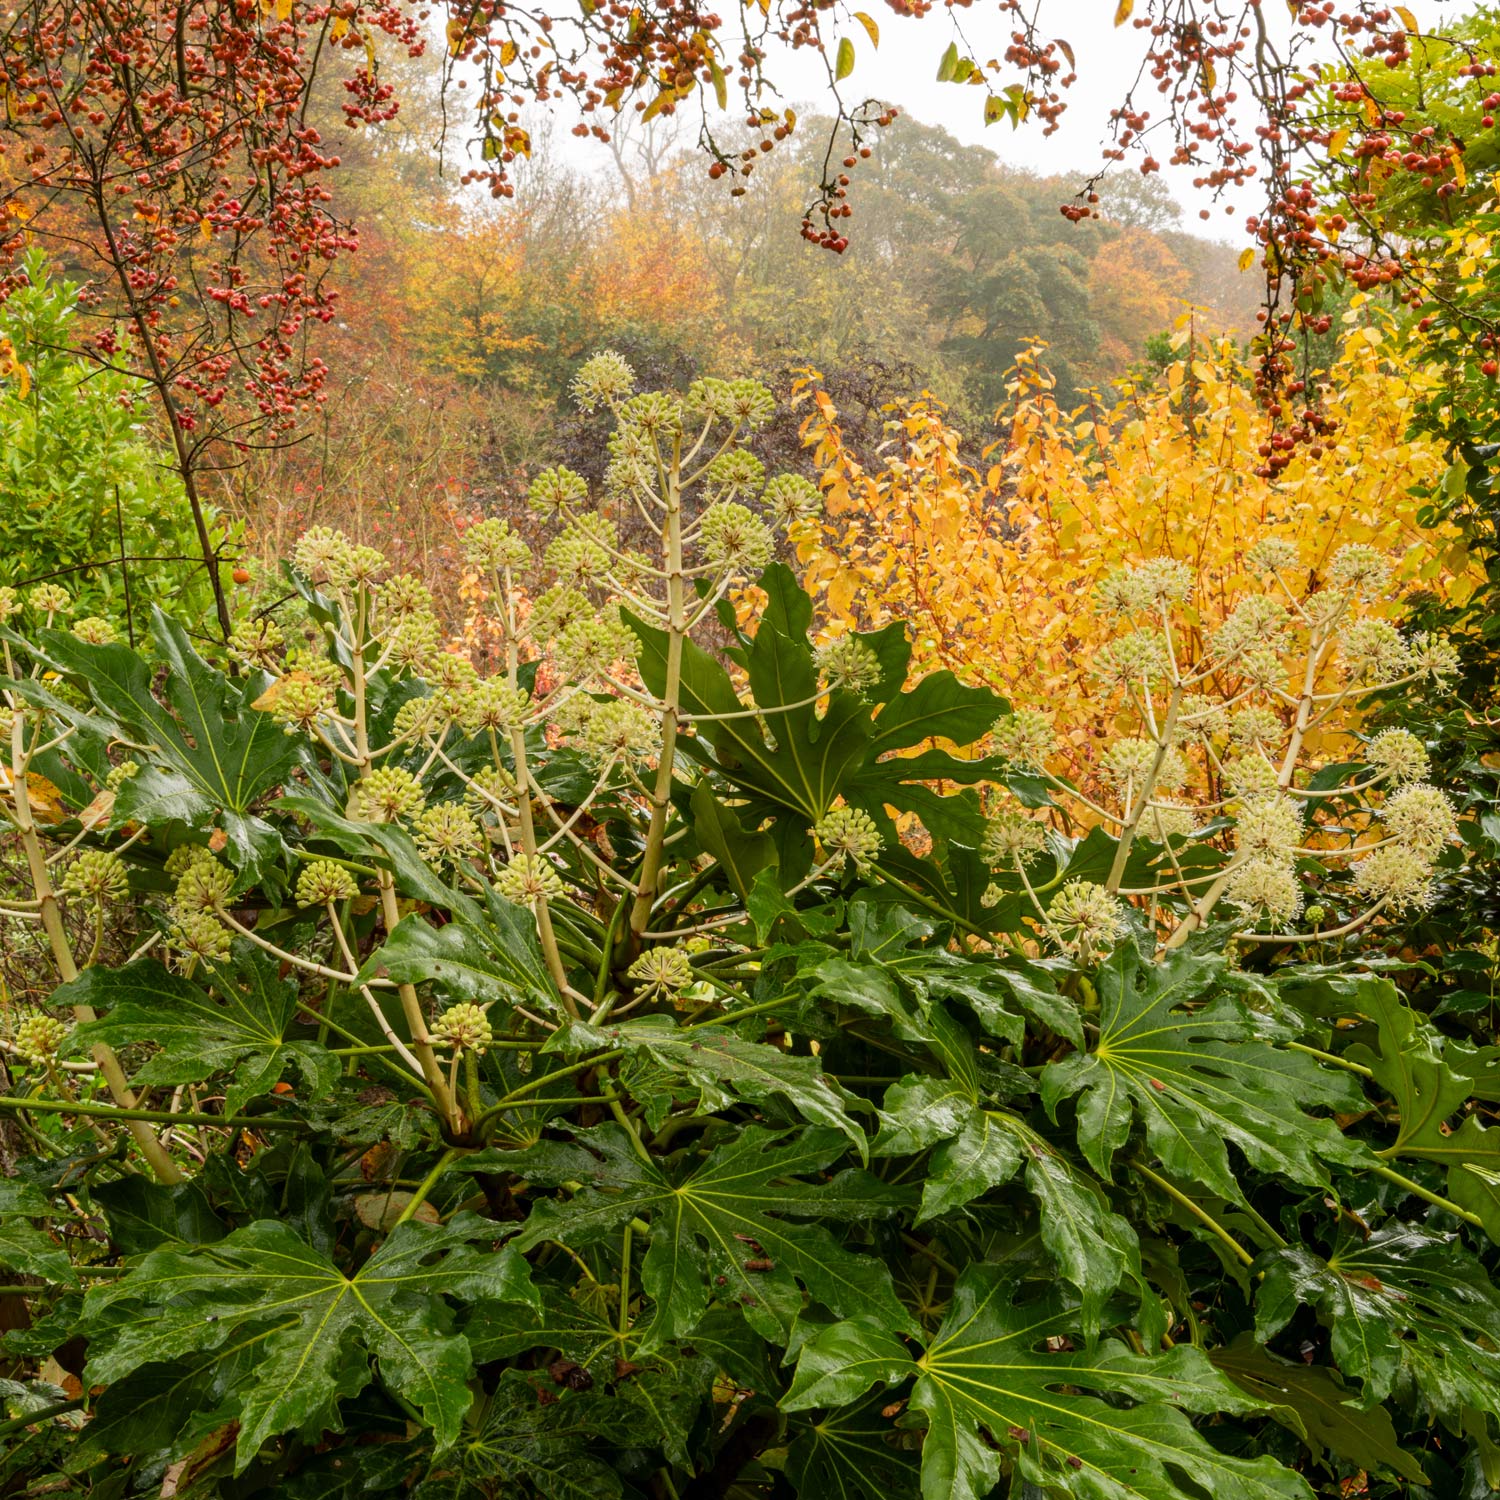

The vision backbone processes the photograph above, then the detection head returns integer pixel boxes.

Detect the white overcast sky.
[535,0,1465,239]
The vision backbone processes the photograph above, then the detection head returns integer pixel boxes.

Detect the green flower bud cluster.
[556,615,638,681]
[1093,628,1169,687]
[60,849,129,904]
[528,467,590,518]
[1143,800,1196,842]
[546,520,616,591]
[991,708,1053,771]
[1382,783,1457,859]
[682,376,774,428]
[1047,880,1127,960]
[433,1002,494,1055]
[570,351,636,412]
[496,852,565,905]
[1234,794,1304,862]
[413,801,483,867]
[293,527,388,590]
[14,1013,69,1065]
[1236,646,1285,693]
[575,698,658,764]
[105,760,139,790]
[619,391,684,441]
[462,678,531,733]
[1177,695,1229,744]
[604,424,655,496]
[1223,755,1281,800]
[626,945,695,1004]
[529,585,594,639]
[1352,845,1434,912]
[1244,536,1300,576]
[814,806,883,873]
[1229,706,1284,753]
[1099,738,1187,795]
[1365,728,1428,784]
[295,859,359,907]
[1339,619,1409,682]
[1226,859,1304,928]
[1214,595,1289,661]
[817,636,882,693]
[382,573,435,620]
[1406,632,1460,680]
[265,673,337,736]
[230,616,285,670]
[465,517,533,571]
[172,849,234,914]
[698,502,773,574]
[981,805,1047,867]
[1094,558,1194,617]
[385,612,442,675]
[72,616,116,646]
[762,474,822,528]
[352,767,426,824]
[28,583,70,616]
[702,449,765,499]
[1327,543,1390,601]
[465,763,518,816]
[166,847,234,962]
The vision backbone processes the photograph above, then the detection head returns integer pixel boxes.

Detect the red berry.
[1483,360,1499,378]
[232,567,250,585]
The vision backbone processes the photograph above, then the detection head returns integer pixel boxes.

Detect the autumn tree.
[796,311,1479,784]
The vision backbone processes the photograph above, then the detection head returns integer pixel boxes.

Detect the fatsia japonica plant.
[0,357,1496,1500]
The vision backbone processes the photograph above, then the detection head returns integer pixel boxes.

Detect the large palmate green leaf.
[606,1014,865,1150]
[81,1215,539,1472]
[497,1124,916,1347]
[820,897,1083,1049]
[1341,976,1500,1242]
[358,894,561,1022]
[784,1389,921,1500]
[466,1287,777,1404]
[634,566,1007,854]
[409,1366,703,1500]
[1041,944,1370,1200]
[24,609,300,880]
[1256,1226,1500,1448]
[1212,1334,1429,1486]
[59,943,338,1114]
[874,1078,1149,1338]
[782,1267,1311,1500]
[0,1181,75,1286]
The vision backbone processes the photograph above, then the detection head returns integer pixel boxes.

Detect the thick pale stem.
[629,435,686,944]
[6,711,183,1182]
[348,593,460,1127]
[1106,684,1183,894]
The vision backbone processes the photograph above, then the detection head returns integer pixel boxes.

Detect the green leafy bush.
[0,252,232,634]
[0,360,1494,1500]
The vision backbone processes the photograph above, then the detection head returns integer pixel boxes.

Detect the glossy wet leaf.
[81,1215,539,1471]
[784,1267,1313,1500]
[500,1124,916,1346]
[1041,944,1370,1200]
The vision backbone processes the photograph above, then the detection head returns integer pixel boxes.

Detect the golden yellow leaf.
[1114,0,1133,24]
[853,10,880,48]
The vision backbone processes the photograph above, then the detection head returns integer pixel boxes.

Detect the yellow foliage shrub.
[794,305,1477,780]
